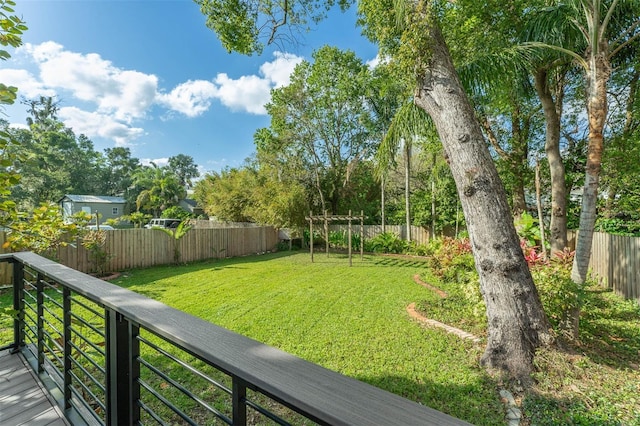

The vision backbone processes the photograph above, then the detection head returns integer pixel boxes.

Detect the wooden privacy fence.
[0,227,278,284]
[328,224,435,246]
[579,231,640,303]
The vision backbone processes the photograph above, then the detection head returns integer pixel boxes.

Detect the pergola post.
[348,210,352,267]
[309,211,314,263]
[306,212,368,266]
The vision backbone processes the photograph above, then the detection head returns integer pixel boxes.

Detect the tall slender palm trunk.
[571,52,610,284]
[404,142,411,242]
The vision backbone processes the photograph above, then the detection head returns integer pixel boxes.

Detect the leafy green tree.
[247,162,309,229]
[161,205,194,220]
[168,154,199,188]
[357,0,553,379]
[377,101,433,241]
[194,168,254,222]
[265,46,376,214]
[121,211,152,228]
[103,147,141,197]
[598,44,640,226]
[10,97,110,208]
[6,203,83,259]
[365,63,408,231]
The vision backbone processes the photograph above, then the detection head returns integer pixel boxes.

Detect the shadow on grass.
[355,373,502,425]
[369,255,431,268]
[523,391,630,426]
[113,250,299,289]
[574,288,640,368]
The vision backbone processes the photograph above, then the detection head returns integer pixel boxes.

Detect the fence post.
[63,287,72,409]
[11,259,24,352]
[36,273,44,373]
[232,376,248,425]
[106,310,140,425]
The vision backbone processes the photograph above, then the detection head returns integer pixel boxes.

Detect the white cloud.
[208,51,303,115]
[158,51,302,117]
[260,51,303,88]
[213,73,272,115]
[0,68,55,98]
[366,56,381,69]
[23,42,158,123]
[59,106,144,146]
[156,80,218,117]
[8,43,303,145]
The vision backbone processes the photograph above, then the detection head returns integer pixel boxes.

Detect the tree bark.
[571,51,610,284]
[414,22,552,381]
[534,67,568,257]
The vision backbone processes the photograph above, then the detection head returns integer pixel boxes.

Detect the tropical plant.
[121,211,152,228]
[376,101,434,242]
[155,220,193,264]
[365,232,407,254]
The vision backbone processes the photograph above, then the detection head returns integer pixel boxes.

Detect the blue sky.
[1,0,378,174]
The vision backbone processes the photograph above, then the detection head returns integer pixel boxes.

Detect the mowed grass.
[113,251,503,425]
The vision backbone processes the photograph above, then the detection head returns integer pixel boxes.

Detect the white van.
[144,218,182,229]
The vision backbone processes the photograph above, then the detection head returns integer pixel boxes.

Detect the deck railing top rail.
[1,251,469,426]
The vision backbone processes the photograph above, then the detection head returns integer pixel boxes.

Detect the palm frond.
[375,101,433,178]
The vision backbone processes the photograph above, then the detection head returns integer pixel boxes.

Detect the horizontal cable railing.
[0,252,470,425]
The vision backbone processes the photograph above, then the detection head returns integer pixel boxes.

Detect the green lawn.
[113,251,504,424]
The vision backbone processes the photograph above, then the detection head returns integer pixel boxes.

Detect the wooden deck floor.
[0,349,69,426]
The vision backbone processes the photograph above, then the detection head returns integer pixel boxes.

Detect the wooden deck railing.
[0,252,470,426]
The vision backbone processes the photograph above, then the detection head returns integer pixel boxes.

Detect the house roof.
[60,195,126,204]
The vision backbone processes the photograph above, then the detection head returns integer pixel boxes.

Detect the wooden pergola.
[306,210,365,266]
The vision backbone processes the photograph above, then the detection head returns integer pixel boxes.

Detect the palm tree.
[376,101,432,242]
[133,164,186,217]
[525,0,640,283]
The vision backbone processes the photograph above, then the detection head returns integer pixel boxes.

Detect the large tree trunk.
[571,52,610,284]
[534,67,568,257]
[414,22,552,381]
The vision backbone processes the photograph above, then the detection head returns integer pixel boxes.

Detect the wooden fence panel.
[327,225,433,246]
[574,231,640,304]
[0,227,278,284]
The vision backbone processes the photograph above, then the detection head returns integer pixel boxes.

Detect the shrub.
[595,217,640,236]
[161,206,194,220]
[531,250,585,335]
[327,230,362,250]
[82,230,113,277]
[365,232,407,254]
[426,237,472,274]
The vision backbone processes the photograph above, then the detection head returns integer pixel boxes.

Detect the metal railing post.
[106,309,140,425]
[63,288,72,410]
[36,273,44,373]
[232,376,247,426]
[11,260,24,352]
